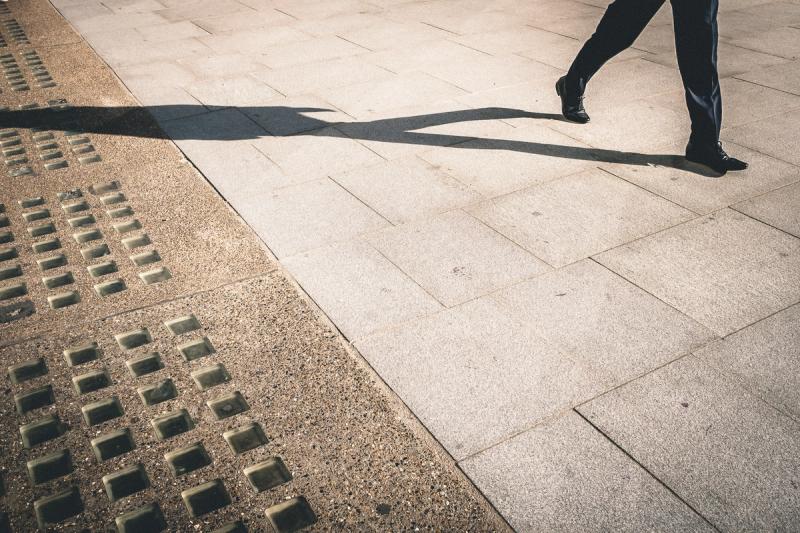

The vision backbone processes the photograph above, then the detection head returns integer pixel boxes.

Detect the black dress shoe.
[555,76,590,124]
[685,141,748,174]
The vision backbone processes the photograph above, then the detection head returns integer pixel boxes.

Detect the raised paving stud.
[28,222,56,238]
[164,314,200,335]
[19,197,44,208]
[115,502,167,533]
[72,369,111,394]
[15,384,55,414]
[27,449,73,484]
[0,231,14,245]
[151,409,194,440]
[207,391,249,420]
[45,160,69,171]
[115,328,152,350]
[73,228,102,244]
[100,192,126,206]
[213,521,247,533]
[107,206,133,219]
[62,200,89,214]
[81,396,123,426]
[122,233,151,250]
[244,457,292,493]
[125,352,163,377]
[49,291,80,309]
[224,422,268,454]
[178,337,215,361]
[265,496,317,533]
[131,250,161,266]
[113,220,142,234]
[191,363,230,391]
[139,267,172,285]
[91,428,135,461]
[43,271,74,289]
[94,278,127,297]
[103,463,149,502]
[137,378,177,406]
[32,238,60,253]
[22,209,50,222]
[20,414,66,448]
[181,479,231,517]
[67,214,95,228]
[57,189,83,202]
[81,243,110,260]
[64,342,100,366]
[37,253,66,270]
[0,247,19,261]
[164,442,211,477]
[34,486,83,529]
[87,260,118,278]
[8,357,47,383]
[0,264,22,281]
[0,282,26,300]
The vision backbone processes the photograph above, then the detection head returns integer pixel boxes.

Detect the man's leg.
[565,0,665,95]
[672,0,747,172]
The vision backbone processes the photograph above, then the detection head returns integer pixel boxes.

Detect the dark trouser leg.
[671,0,721,147]
[565,0,665,95]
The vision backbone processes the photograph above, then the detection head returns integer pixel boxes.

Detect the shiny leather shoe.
[556,76,589,124]
[685,141,748,175]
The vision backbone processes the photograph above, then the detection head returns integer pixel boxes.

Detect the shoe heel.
[555,80,562,96]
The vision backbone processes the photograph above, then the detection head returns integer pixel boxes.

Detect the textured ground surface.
[6,0,800,530]
[0,1,508,530]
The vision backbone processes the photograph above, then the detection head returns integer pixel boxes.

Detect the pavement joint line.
[573,408,724,533]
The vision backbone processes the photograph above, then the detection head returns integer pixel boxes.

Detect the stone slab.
[283,239,442,340]
[723,109,800,166]
[577,355,800,531]
[696,303,800,422]
[468,168,694,267]
[595,209,800,336]
[364,210,550,306]
[460,412,714,532]
[734,181,800,238]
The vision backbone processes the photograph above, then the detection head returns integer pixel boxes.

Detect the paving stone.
[223,421,268,454]
[8,357,47,383]
[137,378,177,406]
[15,384,55,414]
[595,209,800,336]
[724,109,800,166]
[178,336,215,361]
[131,250,162,267]
[190,363,230,390]
[0,247,19,261]
[139,266,172,284]
[237,177,389,259]
[91,428,135,461]
[95,278,128,297]
[73,228,103,244]
[333,157,481,225]
[0,264,22,282]
[115,502,167,532]
[208,391,249,420]
[64,342,100,366]
[181,479,231,517]
[103,463,149,501]
[284,239,442,340]
[265,496,317,533]
[460,412,713,532]
[72,368,111,394]
[734,181,800,238]
[469,169,694,267]
[737,58,800,96]
[81,396,124,426]
[121,233,152,249]
[27,449,73,484]
[164,314,200,335]
[491,259,716,383]
[80,243,110,260]
[20,414,66,448]
[48,290,81,309]
[107,206,134,218]
[151,408,194,440]
[365,210,549,306]
[164,442,212,476]
[125,352,164,377]
[578,355,800,531]
[87,260,118,277]
[34,486,83,529]
[244,457,292,492]
[0,282,27,301]
[115,328,152,350]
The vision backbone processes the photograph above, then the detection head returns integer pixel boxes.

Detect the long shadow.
[0,104,717,176]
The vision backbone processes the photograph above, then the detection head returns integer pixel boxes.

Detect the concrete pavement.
[10,0,800,529]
